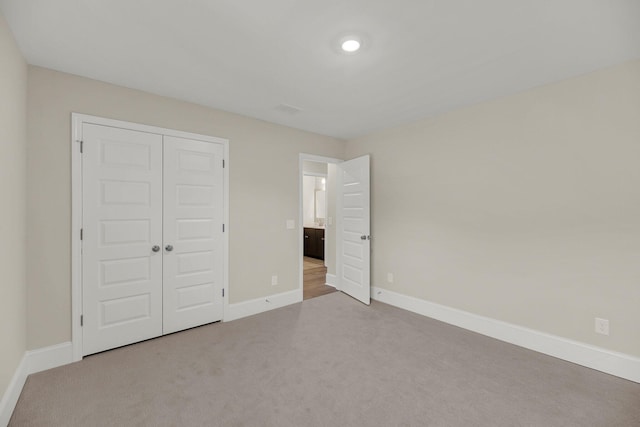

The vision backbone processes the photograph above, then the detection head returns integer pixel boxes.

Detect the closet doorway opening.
[299,155,341,300]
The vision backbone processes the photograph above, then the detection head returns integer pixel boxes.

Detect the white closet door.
[162,136,224,334]
[82,124,163,355]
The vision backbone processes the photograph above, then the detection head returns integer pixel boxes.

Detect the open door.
[336,155,370,305]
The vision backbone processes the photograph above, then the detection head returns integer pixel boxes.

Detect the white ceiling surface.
[1,1,639,139]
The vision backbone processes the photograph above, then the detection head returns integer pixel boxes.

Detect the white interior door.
[82,124,164,355]
[162,136,224,334]
[336,155,371,305]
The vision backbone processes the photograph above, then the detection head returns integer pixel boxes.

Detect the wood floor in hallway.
[303,256,336,300]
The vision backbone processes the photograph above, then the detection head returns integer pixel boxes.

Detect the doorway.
[298,153,371,304]
[299,155,340,300]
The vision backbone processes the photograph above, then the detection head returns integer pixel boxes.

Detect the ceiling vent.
[274,104,303,115]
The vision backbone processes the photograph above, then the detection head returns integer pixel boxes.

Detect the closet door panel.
[82,124,164,356]
[163,136,224,334]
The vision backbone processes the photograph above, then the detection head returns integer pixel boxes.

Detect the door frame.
[298,154,342,297]
[71,113,230,361]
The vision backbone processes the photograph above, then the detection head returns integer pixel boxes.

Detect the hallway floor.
[303,257,336,300]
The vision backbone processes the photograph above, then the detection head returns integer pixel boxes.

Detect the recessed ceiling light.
[341,39,361,53]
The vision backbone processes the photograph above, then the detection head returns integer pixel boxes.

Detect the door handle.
[152,245,160,252]
[165,245,174,252]
[360,235,371,240]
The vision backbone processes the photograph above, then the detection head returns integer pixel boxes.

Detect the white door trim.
[71,113,229,361]
[298,154,343,298]
[303,172,327,178]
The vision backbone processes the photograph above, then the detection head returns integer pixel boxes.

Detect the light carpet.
[10,292,640,426]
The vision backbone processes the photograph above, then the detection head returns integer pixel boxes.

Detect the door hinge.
[80,315,83,326]
[80,228,83,240]
[222,224,225,232]
[222,288,225,297]
[222,159,225,168]
[79,140,83,153]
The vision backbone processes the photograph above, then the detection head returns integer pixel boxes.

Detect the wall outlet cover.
[595,318,610,336]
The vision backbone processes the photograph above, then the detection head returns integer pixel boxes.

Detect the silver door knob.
[165,245,174,252]
[152,245,160,252]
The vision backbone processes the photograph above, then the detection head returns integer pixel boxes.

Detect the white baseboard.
[325,273,337,288]
[25,342,73,375]
[0,341,74,426]
[224,289,302,322]
[0,355,27,427]
[372,287,640,384]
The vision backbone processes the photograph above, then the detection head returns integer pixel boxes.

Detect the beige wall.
[302,160,328,176]
[346,59,640,357]
[27,66,345,350]
[0,13,27,400]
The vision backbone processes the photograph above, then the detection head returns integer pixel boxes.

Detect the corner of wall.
[0,9,29,424]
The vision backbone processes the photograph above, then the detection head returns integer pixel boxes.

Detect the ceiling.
[1,0,639,139]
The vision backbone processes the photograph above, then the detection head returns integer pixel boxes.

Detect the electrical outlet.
[595,318,610,336]
[286,219,295,229]
[387,273,394,283]
[271,275,278,286]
